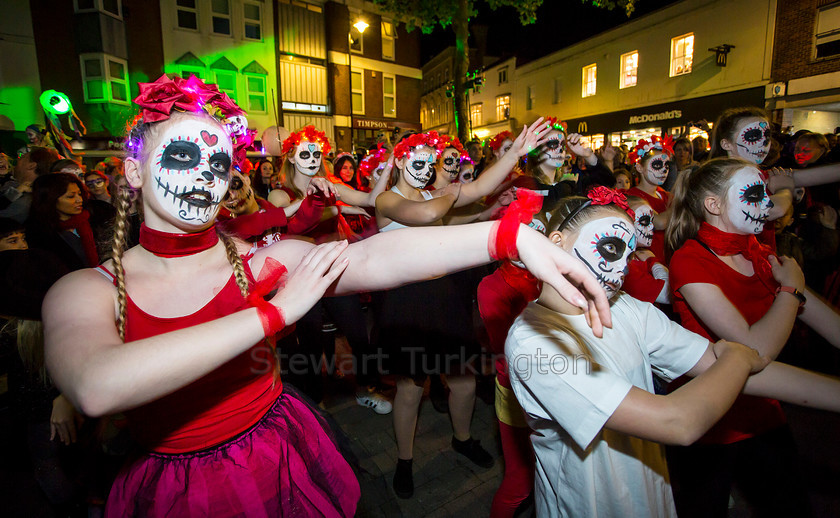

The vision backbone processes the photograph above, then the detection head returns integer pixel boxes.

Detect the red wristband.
[255,301,286,337]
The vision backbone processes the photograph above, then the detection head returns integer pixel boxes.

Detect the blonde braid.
[218,231,250,298]
[111,187,132,340]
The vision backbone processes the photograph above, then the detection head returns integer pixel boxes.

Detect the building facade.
[767,0,840,133]
[513,0,777,149]
[467,56,516,141]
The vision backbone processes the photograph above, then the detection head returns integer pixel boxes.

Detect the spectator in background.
[614,169,632,190]
[17,124,54,155]
[50,159,84,178]
[663,137,699,192]
[252,158,275,199]
[692,135,709,162]
[0,147,62,223]
[84,170,111,203]
[0,153,12,184]
[0,217,28,251]
[824,133,837,151]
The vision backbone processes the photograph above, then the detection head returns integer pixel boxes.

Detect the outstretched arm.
[334,158,394,207]
[375,183,460,226]
[792,162,840,187]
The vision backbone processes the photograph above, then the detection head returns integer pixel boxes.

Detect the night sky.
[420,0,680,66]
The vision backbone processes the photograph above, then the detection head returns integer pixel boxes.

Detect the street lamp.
[349,18,368,153]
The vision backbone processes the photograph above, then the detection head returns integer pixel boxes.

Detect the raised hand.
[509,117,553,157]
[566,133,593,159]
[766,167,795,193]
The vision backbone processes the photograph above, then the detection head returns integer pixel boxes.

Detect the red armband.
[488,188,543,261]
[246,257,289,336]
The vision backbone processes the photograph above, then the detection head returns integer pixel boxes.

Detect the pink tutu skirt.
[105,389,360,517]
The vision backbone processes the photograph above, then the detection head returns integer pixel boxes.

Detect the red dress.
[627,186,671,260]
[97,261,360,517]
[669,239,786,444]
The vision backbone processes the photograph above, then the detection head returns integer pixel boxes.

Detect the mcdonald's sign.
[577,121,588,133]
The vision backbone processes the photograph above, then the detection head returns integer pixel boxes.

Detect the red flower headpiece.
[545,117,568,134]
[487,131,513,151]
[628,134,674,164]
[393,131,446,160]
[557,186,635,232]
[281,125,332,156]
[358,143,390,180]
[439,134,466,155]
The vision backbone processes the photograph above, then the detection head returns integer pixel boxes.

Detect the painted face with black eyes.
[495,139,514,160]
[440,147,461,180]
[569,216,635,298]
[641,152,670,186]
[459,164,475,183]
[151,118,232,225]
[291,141,323,177]
[539,130,568,168]
[732,117,771,165]
[632,202,655,249]
[402,145,435,188]
[725,166,773,235]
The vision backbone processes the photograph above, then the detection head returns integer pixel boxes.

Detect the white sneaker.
[356,389,393,415]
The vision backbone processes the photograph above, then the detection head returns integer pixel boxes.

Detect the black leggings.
[667,425,811,518]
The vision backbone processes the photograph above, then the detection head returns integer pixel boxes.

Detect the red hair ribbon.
[628,134,675,164]
[281,125,331,156]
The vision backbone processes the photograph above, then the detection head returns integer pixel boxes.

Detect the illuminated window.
[496,95,510,121]
[470,103,482,128]
[351,68,365,114]
[246,75,266,113]
[243,2,262,40]
[383,74,396,117]
[211,0,231,35]
[80,53,129,105]
[176,0,198,30]
[582,63,596,97]
[620,51,638,88]
[670,33,694,76]
[382,20,395,61]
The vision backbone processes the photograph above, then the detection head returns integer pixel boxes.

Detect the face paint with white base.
[459,164,475,183]
[539,130,568,168]
[440,147,461,180]
[733,118,771,165]
[151,118,232,224]
[632,203,655,249]
[402,146,435,188]
[291,141,323,177]
[495,139,513,160]
[569,216,635,298]
[725,166,773,235]
[641,152,670,186]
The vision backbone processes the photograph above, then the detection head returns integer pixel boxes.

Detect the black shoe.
[452,436,494,468]
[393,458,414,498]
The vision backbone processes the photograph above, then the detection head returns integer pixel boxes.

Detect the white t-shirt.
[506,294,708,518]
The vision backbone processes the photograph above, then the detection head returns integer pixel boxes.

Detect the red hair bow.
[587,186,635,220]
[134,74,243,123]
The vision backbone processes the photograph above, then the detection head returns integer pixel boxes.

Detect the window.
[526,85,536,110]
[214,71,237,100]
[670,33,694,76]
[74,0,122,19]
[80,53,129,105]
[498,67,508,84]
[381,20,395,60]
[383,74,396,118]
[211,0,231,35]
[351,68,364,114]
[243,2,262,40]
[246,75,266,112]
[816,4,840,59]
[553,78,561,104]
[582,63,596,97]
[620,51,638,88]
[350,21,364,54]
[470,103,482,128]
[496,95,510,121]
[176,0,198,30]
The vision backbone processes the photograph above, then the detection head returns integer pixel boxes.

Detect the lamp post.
[348,19,368,154]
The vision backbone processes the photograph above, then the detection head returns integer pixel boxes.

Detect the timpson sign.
[352,118,422,131]
[628,110,682,125]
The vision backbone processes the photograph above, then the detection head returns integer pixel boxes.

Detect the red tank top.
[97,262,282,454]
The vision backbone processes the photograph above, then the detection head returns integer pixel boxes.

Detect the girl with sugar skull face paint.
[626,135,675,260]
[42,75,617,517]
[621,196,672,305]
[665,157,840,518]
[505,186,840,518]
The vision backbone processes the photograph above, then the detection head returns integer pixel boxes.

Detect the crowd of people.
[2,73,840,518]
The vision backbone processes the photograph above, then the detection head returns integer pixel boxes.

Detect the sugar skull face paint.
[495,139,514,159]
[725,167,773,235]
[151,118,232,224]
[641,152,670,186]
[632,203,655,249]
[733,118,771,165]
[440,147,461,180]
[570,216,635,298]
[291,141,323,177]
[226,115,248,140]
[402,146,435,188]
[539,130,568,168]
[459,164,475,183]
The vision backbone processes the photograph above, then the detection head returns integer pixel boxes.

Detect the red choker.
[139,223,220,257]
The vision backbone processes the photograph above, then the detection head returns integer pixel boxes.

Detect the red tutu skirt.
[105,389,360,517]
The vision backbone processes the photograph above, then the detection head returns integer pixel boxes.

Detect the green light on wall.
[39,90,72,115]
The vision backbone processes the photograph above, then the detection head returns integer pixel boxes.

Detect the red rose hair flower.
[628,134,674,164]
[557,186,635,233]
[358,143,390,180]
[487,131,513,152]
[281,125,332,156]
[392,131,446,160]
[439,134,466,155]
[545,117,568,134]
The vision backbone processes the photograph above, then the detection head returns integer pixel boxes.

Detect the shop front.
[350,117,422,152]
[566,87,765,150]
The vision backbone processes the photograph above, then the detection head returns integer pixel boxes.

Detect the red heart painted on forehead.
[200,130,218,147]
